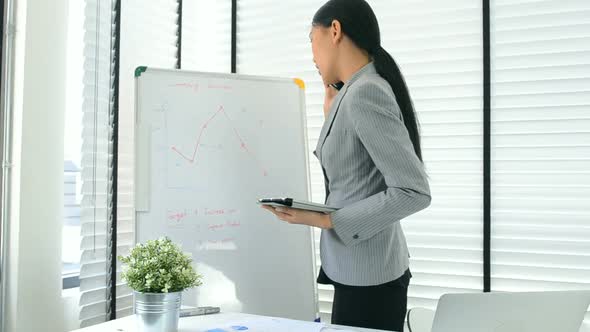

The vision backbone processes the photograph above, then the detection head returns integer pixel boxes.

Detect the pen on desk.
[180,306,221,318]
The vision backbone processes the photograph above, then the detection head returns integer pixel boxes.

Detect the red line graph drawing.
[170,106,268,176]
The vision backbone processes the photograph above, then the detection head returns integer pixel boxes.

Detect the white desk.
[71,312,391,332]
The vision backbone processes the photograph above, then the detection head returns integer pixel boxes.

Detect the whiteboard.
[134,67,317,321]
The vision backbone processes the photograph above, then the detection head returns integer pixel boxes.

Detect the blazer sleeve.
[330,81,431,247]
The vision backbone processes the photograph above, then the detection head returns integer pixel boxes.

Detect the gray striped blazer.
[314,62,431,286]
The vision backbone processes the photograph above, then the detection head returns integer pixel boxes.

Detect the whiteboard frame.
[133,67,320,319]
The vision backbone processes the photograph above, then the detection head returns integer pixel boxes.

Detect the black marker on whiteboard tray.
[180,306,220,318]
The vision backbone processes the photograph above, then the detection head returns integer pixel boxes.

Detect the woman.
[261,0,431,330]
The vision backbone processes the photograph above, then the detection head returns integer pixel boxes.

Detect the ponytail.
[313,0,423,162]
[373,46,422,161]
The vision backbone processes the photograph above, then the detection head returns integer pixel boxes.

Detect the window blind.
[116,0,180,320]
[236,0,328,320]
[490,0,590,325]
[78,0,117,327]
[237,0,484,322]
[63,161,81,280]
[78,0,590,328]
[63,0,85,285]
[78,0,180,328]
[181,0,232,72]
[370,0,485,313]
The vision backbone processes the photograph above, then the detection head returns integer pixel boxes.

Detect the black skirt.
[317,267,411,332]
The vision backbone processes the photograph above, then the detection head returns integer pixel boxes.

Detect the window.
[78,0,181,328]
[235,0,329,311]
[181,0,232,72]
[490,0,590,324]
[62,0,85,289]
[78,0,118,326]
[73,0,590,327]
[371,0,485,312]
[115,0,180,317]
[237,0,484,321]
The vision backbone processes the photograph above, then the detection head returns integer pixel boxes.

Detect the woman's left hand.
[261,205,333,229]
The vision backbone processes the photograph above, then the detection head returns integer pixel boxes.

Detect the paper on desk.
[199,316,325,332]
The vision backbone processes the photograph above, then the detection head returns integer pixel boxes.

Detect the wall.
[6,0,68,330]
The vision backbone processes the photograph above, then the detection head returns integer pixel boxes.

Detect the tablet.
[257,198,339,213]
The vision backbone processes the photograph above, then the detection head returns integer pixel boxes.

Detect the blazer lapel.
[314,86,349,160]
[314,62,378,160]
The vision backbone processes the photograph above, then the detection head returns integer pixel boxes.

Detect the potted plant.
[119,237,202,332]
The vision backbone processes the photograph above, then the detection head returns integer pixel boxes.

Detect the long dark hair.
[313,0,423,161]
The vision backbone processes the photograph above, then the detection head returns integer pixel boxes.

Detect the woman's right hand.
[323,84,339,119]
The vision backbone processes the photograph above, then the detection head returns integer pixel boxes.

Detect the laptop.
[431,291,590,332]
